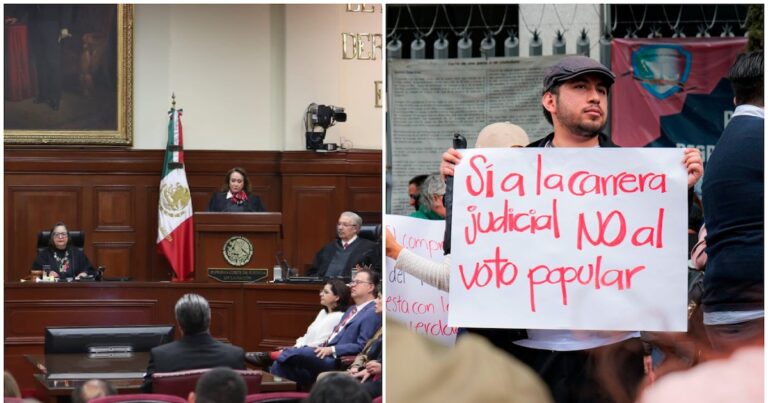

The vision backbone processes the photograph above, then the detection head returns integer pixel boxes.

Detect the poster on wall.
[610,37,747,165]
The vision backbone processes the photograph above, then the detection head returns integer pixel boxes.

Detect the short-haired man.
[143,294,245,392]
[701,50,764,353]
[307,212,379,278]
[441,55,703,403]
[187,367,246,403]
[71,379,115,403]
[408,174,429,211]
[409,174,446,220]
[270,269,382,389]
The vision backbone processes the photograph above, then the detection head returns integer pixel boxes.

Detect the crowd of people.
[388,51,763,403]
[13,34,762,403]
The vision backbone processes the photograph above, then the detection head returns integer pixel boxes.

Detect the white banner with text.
[449,148,688,331]
[386,215,457,345]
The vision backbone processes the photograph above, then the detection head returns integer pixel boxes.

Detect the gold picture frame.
[4,4,133,145]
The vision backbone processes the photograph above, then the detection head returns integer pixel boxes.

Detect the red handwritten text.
[458,246,519,289]
[535,154,667,196]
[526,255,646,312]
[576,209,665,250]
[463,198,560,245]
[466,154,525,198]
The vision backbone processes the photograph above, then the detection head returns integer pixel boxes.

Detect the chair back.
[245,392,309,403]
[152,369,262,398]
[37,230,85,253]
[357,224,381,242]
[89,393,187,403]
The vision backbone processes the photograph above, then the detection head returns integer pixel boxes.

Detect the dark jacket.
[31,247,95,278]
[307,237,379,278]
[142,332,245,392]
[207,191,265,212]
[701,115,764,312]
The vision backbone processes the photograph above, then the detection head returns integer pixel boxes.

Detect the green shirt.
[409,205,443,220]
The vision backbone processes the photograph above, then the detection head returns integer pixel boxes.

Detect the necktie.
[324,306,357,346]
[343,242,349,249]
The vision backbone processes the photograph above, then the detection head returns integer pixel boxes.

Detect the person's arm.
[683,148,703,188]
[142,351,156,393]
[691,225,708,270]
[207,193,219,212]
[307,245,327,277]
[440,147,464,178]
[333,309,381,357]
[387,228,450,291]
[250,195,266,212]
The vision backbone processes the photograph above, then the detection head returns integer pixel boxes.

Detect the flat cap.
[542,55,616,93]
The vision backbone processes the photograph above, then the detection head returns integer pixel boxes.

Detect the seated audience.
[143,294,245,392]
[246,279,350,368]
[188,367,246,403]
[269,270,382,389]
[4,371,21,398]
[407,174,429,212]
[307,212,379,278]
[307,373,371,403]
[208,167,266,212]
[409,174,445,220]
[31,222,95,280]
[71,379,115,403]
[317,290,382,399]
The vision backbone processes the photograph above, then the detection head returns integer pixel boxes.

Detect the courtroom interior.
[4,4,384,402]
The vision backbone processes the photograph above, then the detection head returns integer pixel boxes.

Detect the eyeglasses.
[348,280,373,286]
[337,222,357,228]
[53,232,68,238]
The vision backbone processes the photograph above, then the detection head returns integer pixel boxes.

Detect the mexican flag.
[157,107,194,281]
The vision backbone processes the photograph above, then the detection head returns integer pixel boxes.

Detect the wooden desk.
[6,282,319,395]
[27,353,295,403]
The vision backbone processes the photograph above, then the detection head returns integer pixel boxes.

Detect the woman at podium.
[32,222,95,279]
[207,167,266,212]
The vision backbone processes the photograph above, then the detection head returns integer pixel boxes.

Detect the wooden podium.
[194,212,282,283]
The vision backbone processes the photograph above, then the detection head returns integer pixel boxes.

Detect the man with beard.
[307,211,379,278]
[440,56,703,403]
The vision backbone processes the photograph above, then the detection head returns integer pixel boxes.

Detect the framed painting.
[4,4,133,145]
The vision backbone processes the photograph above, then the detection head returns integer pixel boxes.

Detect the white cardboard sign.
[386,215,457,345]
[449,148,688,331]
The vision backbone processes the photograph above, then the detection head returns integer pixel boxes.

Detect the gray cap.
[542,56,616,93]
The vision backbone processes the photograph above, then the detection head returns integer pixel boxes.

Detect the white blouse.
[295,309,344,347]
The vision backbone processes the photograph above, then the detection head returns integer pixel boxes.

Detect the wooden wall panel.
[94,186,135,231]
[7,186,82,281]
[93,242,135,278]
[4,149,381,281]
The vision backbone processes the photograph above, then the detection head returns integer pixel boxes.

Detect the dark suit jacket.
[279,300,381,361]
[307,238,378,277]
[142,332,245,392]
[327,300,381,357]
[31,247,95,278]
[207,192,265,212]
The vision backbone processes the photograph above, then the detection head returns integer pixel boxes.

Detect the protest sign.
[386,214,457,345]
[450,148,687,331]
